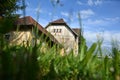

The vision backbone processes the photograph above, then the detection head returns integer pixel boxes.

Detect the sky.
[18,0,120,53]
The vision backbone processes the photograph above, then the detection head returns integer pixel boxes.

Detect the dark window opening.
[53,29,62,33]
[59,29,61,33]
[4,33,10,40]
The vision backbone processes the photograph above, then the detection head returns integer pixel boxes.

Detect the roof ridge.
[50,18,65,24]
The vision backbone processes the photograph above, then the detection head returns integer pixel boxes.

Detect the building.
[45,18,79,54]
[4,16,59,49]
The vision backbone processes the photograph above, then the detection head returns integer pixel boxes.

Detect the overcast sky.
[18,0,120,52]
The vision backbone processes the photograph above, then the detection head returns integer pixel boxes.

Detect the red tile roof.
[15,16,59,44]
[15,16,34,25]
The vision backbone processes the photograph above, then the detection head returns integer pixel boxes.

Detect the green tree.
[0,0,24,34]
[0,0,24,18]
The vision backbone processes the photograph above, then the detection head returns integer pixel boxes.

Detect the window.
[58,29,61,33]
[4,33,10,40]
[53,29,56,33]
[53,29,62,33]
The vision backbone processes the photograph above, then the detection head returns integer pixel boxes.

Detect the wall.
[4,31,33,45]
[4,30,50,53]
[46,25,78,54]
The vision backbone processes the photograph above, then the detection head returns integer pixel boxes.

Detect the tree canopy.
[0,0,24,34]
[0,0,23,17]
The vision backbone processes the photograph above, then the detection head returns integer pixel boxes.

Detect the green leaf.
[82,43,97,66]
[79,41,86,61]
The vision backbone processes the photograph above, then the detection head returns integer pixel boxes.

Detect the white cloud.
[80,9,95,19]
[35,7,43,14]
[77,0,102,6]
[85,19,104,25]
[61,12,69,17]
[83,17,120,27]
[87,0,94,6]
[82,16,120,49]
[77,1,83,5]
[84,31,98,42]
[87,0,102,6]
[84,30,120,49]
[104,17,120,22]
[103,31,120,43]
[94,0,102,5]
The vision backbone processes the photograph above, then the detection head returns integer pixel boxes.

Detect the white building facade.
[46,19,79,54]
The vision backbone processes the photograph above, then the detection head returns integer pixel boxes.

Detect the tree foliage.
[0,0,24,34]
[0,0,23,17]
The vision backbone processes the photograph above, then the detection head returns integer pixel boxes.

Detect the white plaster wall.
[46,25,77,53]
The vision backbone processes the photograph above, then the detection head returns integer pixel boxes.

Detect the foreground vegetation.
[0,35,120,80]
[0,0,120,80]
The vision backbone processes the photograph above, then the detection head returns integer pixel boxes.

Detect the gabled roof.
[15,16,59,44]
[45,18,78,37]
[15,16,44,32]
